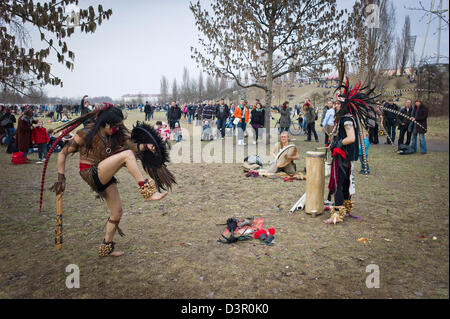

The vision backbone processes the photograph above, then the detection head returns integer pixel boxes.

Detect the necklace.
[98,132,112,155]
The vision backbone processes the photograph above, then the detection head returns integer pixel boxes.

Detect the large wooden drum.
[305,151,326,216]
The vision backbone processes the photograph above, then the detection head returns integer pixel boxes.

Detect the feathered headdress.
[39,106,108,213]
[334,78,429,176]
[334,78,380,176]
[335,78,379,129]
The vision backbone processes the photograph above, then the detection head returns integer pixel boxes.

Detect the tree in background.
[332,9,354,87]
[400,15,411,76]
[351,0,396,87]
[171,78,178,102]
[416,60,449,116]
[0,0,112,95]
[198,71,204,101]
[393,36,402,76]
[218,75,227,98]
[181,67,191,102]
[190,78,199,102]
[159,76,169,104]
[190,0,342,143]
[405,1,449,30]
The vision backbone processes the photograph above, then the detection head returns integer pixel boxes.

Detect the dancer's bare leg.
[97,150,166,201]
[97,150,144,184]
[104,183,124,257]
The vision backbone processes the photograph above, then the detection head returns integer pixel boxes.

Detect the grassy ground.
[0,110,448,299]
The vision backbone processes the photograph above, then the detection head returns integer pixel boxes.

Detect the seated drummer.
[272,131,299,176]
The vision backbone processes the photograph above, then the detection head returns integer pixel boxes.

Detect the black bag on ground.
[6,135,18,154]
[397,144,415,155]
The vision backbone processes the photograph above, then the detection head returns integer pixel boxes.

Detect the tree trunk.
[336,51,346,87]
[264,86,272,144]
[264,24,274,145]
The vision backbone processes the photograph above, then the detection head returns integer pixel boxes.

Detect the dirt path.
[376,135,449,152]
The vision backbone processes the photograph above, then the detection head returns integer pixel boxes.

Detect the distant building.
[122,94,159,104]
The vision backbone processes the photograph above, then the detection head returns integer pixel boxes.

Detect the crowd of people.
[159,97,326,146]
[0,92,430,167]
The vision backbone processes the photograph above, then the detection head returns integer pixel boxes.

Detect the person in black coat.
[187,104,195,124]
[195,103,203,126]
[144,101,152,121]
[215,98,229,139]
[410,100,428,154]
[56,104,64,121]
[0,107,17,146]
[167,101,182,130]
[250,102,265,143]
[382,98,399,144]
[397,99,413,148]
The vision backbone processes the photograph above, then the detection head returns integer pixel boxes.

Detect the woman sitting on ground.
[271,131,299,176]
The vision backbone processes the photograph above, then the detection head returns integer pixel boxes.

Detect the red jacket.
[32,127,50,144]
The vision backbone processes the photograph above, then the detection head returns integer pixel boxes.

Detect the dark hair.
[85,107,126,150]
[156,121,162,125]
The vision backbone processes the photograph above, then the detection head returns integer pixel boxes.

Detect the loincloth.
[79,164,117,199]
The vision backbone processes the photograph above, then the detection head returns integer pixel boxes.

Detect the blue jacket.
[358,137,370,156]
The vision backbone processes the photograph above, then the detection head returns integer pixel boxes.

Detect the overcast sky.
[31,0,449,99]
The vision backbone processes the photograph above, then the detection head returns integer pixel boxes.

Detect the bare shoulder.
[74,129,87,146]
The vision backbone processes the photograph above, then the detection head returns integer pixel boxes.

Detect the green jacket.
[304,107,316,124]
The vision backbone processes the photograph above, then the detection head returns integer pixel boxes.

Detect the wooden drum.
[305,151,326,216]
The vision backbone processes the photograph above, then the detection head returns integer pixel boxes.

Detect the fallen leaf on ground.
[357,237,371,245]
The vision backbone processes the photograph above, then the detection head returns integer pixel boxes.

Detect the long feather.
[378,105,426,132]
[39,122,82,213]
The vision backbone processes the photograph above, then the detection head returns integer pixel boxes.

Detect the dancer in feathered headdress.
[40,103,175,256]
[324,78,427,224]
[324,78,376,224]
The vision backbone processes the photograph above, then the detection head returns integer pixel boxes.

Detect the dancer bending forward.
[45,105,175,256]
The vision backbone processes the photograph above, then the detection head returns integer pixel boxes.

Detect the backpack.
[245,155,263,166]
[397,144,415,155]
[11,151,26,165]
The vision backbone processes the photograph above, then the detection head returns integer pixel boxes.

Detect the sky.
[28,0,449,100]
